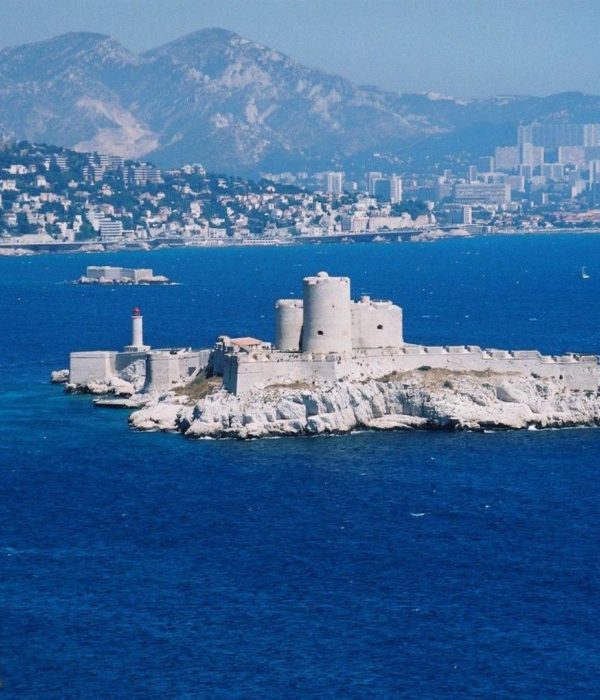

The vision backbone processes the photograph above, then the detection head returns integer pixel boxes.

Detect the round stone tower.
[302,271,352,354]
[275,299,304,351]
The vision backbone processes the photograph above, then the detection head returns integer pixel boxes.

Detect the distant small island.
[74,266,174,285]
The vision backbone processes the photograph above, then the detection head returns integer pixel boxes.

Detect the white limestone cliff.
[50,369,69,384]
[128,368,600,438]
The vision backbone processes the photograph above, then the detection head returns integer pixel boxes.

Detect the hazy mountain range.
[2,28,600,174]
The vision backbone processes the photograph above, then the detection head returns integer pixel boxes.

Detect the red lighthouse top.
[132,307,142,316]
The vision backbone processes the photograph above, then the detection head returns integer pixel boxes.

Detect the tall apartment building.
[518,123,600,148]
[589,160,600,186]
[367,171,383,195]
[325,171,343,195]
[583,124,600,147]
[389,175,402,204]
[589,161,600,204]
[494,146,520,172]
[541,164,564,180]
[558,146,586,167]
[371,176,402,204]
[519,143,544,168]
[127,165,162,186]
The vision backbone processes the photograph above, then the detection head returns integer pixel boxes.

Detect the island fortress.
[215,271,599,395]
[67,271,600,397]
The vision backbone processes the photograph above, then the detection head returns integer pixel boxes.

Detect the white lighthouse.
[124,307,150,352]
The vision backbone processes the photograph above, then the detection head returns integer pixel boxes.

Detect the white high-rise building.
[99,219,123,241]
[518,123,594,148]
[558,146,586,167]
[367,171,383,195]
[495,146,519,172]
[589,160,600,186]
[453,183,511,205]
[583,124,600,147]
[326,171,343,195]
[390,175,402,204]
[519,143,544,168]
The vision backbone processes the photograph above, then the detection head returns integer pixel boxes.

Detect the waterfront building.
[99,218,123,242]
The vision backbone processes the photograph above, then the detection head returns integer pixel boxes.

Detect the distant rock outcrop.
[3,29,600,173]
[128,368,600,438]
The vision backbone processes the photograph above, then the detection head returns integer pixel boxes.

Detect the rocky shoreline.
[126,368,600,438]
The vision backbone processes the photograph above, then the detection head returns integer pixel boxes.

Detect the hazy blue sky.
[0,0,598,98]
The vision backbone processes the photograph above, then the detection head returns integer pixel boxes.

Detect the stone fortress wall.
[226,343,600,395]
[69,309,208,392]
[86,266,155,282]
[222,271,600,395]
[143,348,211,393]
[69,350,122,386]
[67,271,600,398]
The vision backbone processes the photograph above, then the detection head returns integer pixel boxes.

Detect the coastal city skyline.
[1,0,600,97]
[4,117,600,256]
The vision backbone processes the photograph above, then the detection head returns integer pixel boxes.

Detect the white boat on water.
[581,266,590,279]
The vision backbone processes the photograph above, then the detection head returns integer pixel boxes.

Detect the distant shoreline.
[2,226,600,256]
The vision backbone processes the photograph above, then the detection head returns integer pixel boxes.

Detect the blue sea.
[1,235,600,698]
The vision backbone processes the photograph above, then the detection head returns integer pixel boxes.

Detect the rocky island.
[55,272,600,438]
[129,370,600,437]
[75,266,173,285]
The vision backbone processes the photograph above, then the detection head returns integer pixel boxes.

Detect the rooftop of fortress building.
[226,337,264,348]
[304,271,349,284]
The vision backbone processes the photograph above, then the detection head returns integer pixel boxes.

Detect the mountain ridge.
[2,29,600,174]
